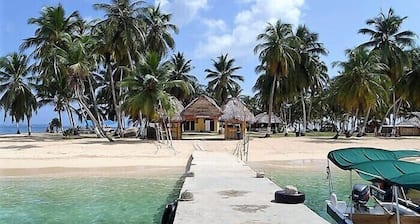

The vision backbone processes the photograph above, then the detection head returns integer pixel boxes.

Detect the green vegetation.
[1,2,419,139]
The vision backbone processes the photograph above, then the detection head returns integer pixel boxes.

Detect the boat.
[325,147,420,224]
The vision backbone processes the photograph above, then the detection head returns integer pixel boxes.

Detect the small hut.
[253,112,282,132]
[395,112,420,136]
[181,95,222,133]
[168,97,184,139]
[221,97,254,140]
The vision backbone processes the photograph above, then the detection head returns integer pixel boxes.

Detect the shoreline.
[0,165,185,178]
[0,134,418,177]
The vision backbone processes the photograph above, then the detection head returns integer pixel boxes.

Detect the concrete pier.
[174,151,328,224]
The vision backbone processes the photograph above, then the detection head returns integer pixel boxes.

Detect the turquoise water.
[259,163,367,223]
[0,176,182,224]
[0,164,366,224]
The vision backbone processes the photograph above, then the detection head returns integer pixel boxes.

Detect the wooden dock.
[174,151,328,224]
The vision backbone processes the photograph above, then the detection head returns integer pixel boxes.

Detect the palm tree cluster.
[252,8,419,137]
[1,4,419,140]
[0,1,198,140]
[253,21,328,135]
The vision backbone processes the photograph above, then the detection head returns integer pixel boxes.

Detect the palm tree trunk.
[127,49,134,70]
[16,122,20,134]
[107,61,123,137]
[118,69,125,136]
[343,113,350,135]
[87,75,102,127]
[58,110,63,132]
[66,106,75,129]
[378,97,402,135]
[307,98,313,129]
[350,109,359,135]
[300,91,307,135]
[395,99,403,136]
[392,89,397,136]
[27,117,31,136]
[267,75,277,135]
[75,85,113,142]
[360,107,371,136]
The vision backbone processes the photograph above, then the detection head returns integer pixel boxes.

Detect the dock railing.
[233,133,249,162]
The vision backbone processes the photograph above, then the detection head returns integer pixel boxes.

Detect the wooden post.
[224,121,228,139]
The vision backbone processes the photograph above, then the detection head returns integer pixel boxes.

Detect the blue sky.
[1,0,419,125]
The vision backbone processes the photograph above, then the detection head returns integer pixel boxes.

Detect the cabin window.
[183,121,195,131]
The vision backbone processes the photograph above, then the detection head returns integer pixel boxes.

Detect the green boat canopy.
[351,160,420,190]
[328,147,420,190]
[327,147,420,169]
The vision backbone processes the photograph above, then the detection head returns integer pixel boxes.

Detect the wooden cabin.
[168,97,184,140]
[181,95,222,133]
[381,112,420,136]
[220,97,254,140]
[396,112,420,136]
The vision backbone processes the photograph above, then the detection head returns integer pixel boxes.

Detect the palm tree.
[289,25,328,135]
[63,35,113,141]
[142,4,179,57]
[254,20,300,134]
[20,4,81,59]
[21,4,81,131]
[398,48,420,107]
[94,0,146,136]
[0,52,37,135]
[332,47,389,136]
[205,54,243,105]
[35,77,72,132]
[94,0,145,68]
[240,95,263,115]
[358,8,416,135]
[120,52,189,122]
[168,52,198,101]
[252,69,271,113]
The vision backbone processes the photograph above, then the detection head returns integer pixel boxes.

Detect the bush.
[63,128,79,137]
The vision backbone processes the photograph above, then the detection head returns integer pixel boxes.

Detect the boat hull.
[326,200,420,224]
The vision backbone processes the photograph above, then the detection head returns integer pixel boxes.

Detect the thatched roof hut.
[181,95,222,119]
[167,97,184,139]
[254,112,282,124]
[221,97,254,123]
[397,117,420,128]
[181,95,222,132]
[382,112,420,136]
[168,96,184,122]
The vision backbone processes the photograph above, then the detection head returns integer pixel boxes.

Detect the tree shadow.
[0,144,38,150]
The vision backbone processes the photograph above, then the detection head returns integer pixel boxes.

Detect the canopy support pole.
[393,185,400,224]
[349,170,353,220]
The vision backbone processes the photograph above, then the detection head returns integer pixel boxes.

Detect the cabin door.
[205,120,211,131]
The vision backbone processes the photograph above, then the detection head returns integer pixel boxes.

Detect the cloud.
[202,18,227,33]
[194,0,305,59]
[155,0,208,27]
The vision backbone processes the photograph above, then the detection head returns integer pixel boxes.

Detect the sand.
[0,133,419,176]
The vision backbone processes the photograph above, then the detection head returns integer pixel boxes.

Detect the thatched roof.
[397,116,420,128]
[181,95,222,119]
[169,97,184,122]
[409,112,420,119]
[220,97,254,123]
[254,112,282,124]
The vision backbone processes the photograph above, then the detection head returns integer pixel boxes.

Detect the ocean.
[0,175,183,224]
[0,124,50,135]
[0,163,363,223]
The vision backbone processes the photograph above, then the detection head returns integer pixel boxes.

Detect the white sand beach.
[0,133,419,176]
